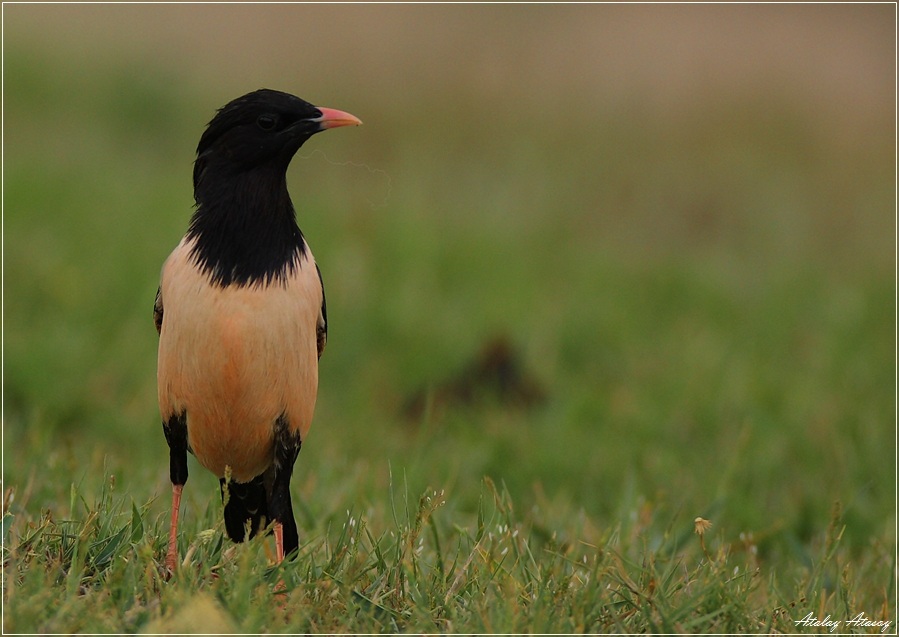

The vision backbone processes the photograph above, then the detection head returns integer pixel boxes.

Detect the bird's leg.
[267,416,301,562]
[274,521,285,563]
[163,414,189,577]
[166,483,183,573]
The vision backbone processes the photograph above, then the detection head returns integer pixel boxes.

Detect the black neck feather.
[187,167,306,288]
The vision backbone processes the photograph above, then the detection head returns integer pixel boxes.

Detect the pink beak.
[316,107,363,130]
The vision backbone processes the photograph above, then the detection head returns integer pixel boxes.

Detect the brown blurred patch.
[404,335,546,423]
[4,4,892,134]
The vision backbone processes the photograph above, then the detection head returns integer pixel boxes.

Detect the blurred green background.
[3,3,894,565]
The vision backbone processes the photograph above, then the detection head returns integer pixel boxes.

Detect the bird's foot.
[163,550,178,581]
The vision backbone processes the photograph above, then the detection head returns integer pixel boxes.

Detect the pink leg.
[274,521,285,563]
[165,483,183,575]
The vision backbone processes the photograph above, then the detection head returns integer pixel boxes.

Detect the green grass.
[2,19,895,634]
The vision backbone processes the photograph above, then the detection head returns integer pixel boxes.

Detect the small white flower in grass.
[693,517,712,535]
[694,517,713,561]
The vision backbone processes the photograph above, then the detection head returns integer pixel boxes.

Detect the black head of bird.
[155,89,361,576]
[193,89,361,190]
[187,89,361,288]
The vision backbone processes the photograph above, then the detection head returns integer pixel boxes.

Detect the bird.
[154,89,361,573]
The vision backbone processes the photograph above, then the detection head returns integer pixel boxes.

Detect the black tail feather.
[220,475,267,543]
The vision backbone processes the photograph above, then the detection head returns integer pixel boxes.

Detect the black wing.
[315,264,327,359]
[153,287,164,335]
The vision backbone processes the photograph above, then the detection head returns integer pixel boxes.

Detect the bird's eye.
[256,115,277,131]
